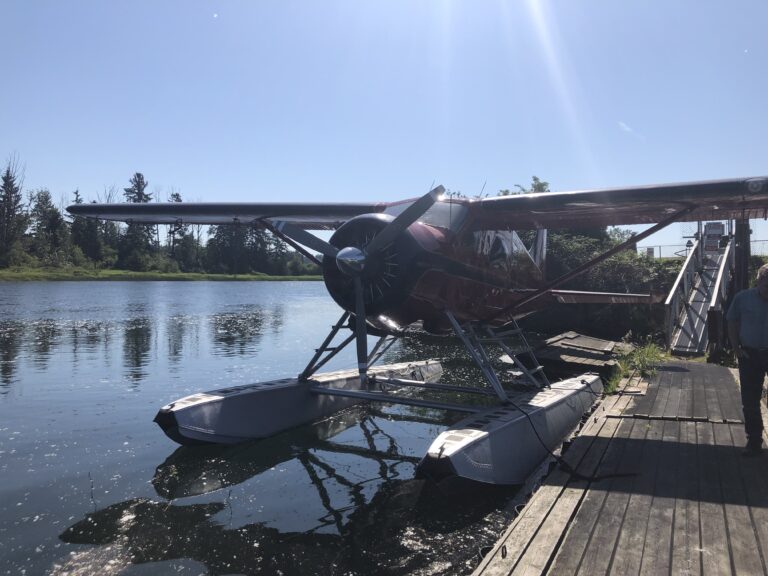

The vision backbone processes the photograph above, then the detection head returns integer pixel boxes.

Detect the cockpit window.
[384,201,468,232]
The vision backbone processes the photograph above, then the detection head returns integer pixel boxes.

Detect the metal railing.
[637,244,689,259]
[664,239,701,348]
[706,239,735,356]
[640,239,768,258]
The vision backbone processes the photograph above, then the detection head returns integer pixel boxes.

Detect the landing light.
[747,178,767,193]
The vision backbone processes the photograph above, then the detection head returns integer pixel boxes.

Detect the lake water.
[0,281,520,576]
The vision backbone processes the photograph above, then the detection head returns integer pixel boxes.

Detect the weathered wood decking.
[474,360,768,576]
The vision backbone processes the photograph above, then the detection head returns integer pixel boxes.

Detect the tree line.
[0,159,319,276]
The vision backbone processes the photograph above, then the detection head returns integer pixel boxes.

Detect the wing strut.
[263,222,323,267]
[484,205,696,323]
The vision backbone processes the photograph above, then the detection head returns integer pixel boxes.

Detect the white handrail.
[709,240,733,311]
[664,239,701,347]
[664,239,700,306]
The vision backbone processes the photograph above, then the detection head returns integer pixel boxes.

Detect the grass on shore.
[0,266,322,282]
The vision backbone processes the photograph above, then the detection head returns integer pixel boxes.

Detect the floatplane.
[68,176,768,485]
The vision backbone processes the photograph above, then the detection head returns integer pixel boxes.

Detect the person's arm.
[728,319,749,358]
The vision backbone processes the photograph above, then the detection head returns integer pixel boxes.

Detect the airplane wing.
[67,176,768,231]
[66,201,389,230]
[472,176,768,230]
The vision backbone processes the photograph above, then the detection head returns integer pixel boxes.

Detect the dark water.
[0,281,519,576]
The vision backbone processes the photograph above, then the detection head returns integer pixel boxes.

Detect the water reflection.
[30,319,62,370]
[0,321,24,390]
[58,498,343,575]
[166,316,187,365]
[153,410,364,500]
[123,318,152,383]
[210,307,266,356]
[59,406,515,575]
[70,321,111,363]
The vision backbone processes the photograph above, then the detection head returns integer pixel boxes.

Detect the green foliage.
[0,159,323,278]
[0,158,28,266]
[0,266,322,281]
[119,172,155,270]
[29,189,70,266]
[512,176,682,340]
[605,341,665,394]
[628,340,664,376]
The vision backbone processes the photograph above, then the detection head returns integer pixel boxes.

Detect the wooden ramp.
[473,360,768,576]
[503,332,631,372]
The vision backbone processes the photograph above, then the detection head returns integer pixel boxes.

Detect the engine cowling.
[322,214,422,318]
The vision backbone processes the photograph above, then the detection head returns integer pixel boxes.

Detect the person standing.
[727,264,768,456]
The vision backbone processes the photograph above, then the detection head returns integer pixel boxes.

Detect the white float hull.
[154,360,443,445]
[417,374,603,486]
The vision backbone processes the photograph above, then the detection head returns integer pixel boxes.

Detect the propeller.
[364,186,443,255]
[272,186,443,386]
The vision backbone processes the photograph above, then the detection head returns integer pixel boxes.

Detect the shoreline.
[0,268,322,281]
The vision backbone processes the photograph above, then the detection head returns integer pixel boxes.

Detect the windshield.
[385,201,468,232]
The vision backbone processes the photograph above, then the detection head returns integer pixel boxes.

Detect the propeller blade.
[353,277,369,386]
[273,221,339,258]
[365,185,444,255]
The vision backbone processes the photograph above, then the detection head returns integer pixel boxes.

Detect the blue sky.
[2,1,768,246]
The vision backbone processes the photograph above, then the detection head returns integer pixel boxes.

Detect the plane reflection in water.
[57,406,517,575]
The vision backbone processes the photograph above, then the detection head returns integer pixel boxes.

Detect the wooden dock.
[474,360,768,576]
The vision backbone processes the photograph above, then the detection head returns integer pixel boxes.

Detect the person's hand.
[736,345,750,359]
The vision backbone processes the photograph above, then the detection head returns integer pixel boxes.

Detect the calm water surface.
[0,281,519,576]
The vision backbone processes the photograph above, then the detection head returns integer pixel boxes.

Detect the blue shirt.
[726,288,768,348]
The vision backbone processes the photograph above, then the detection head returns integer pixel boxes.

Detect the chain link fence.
[637,240,768,258]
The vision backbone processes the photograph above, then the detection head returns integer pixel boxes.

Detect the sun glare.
[523,0,599,181]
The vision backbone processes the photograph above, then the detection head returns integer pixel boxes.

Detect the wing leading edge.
[67,176,768,231]
[66,202,388,230]
[472,176,768,229]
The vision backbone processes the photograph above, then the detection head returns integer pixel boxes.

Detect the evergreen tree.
[29,189,69,265]
[206,224,248,274]
[119,173,154,270]
[0,158,27,266]
[70,191,104,263]
[166,190,187,258]
[174,232,201,272]
[266,231,289,274]
[245,226,270,273]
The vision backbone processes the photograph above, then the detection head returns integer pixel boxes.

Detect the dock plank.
[691,370,709,421]
[713,369,742,423]
[704,373,724,423]
[649,369,672,419]
[580,418,664,576]
[627,370,660,418]
[733,424,768,574]
[678,373,694,421]
[638,419,680,575]
[662,371,682,419]
[714,423,765,575]
[509,396,634,576]
[575,417,649,575]
[696,421,732,575]
[670,420,702,576]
